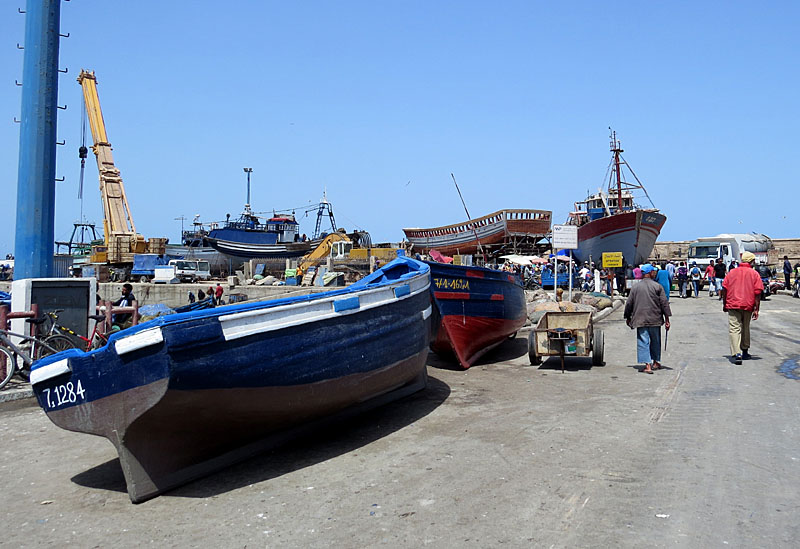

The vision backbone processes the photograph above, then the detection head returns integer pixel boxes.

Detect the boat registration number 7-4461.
[433,278,469,291]
[42,381,87,409]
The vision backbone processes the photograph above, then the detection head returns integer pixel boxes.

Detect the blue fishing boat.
[427,261,527,369]
[204,191,340,260]
[30,255,432,503]
[205,206,312,259]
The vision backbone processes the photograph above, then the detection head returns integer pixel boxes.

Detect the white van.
[168,259,211,283]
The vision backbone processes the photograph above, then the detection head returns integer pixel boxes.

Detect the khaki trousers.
[728,309,752,355]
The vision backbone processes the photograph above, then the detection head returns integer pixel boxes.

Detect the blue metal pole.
[14,0,61,279]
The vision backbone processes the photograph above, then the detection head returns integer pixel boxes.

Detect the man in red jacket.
[721,251,763,364]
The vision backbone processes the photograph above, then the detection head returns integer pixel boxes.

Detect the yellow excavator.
[78,70,165,268]
[296,231,351,281]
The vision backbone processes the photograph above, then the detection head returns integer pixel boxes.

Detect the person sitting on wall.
[112,283,136,329]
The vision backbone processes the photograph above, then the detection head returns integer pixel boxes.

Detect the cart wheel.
[528,331,542,365]
[592,329,605,366]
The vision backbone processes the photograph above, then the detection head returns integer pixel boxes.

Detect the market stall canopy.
[500,254,547,266]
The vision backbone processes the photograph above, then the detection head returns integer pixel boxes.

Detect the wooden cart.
[527,311,604,372]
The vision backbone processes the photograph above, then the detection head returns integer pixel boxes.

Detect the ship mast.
[610,129,623,214]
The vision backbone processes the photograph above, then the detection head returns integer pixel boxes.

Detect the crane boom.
[77,70,162,265]
[77,69,138,239]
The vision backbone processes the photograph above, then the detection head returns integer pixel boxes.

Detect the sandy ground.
[2,292,800,547]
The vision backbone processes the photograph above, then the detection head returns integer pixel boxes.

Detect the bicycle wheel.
[36,334,78,360]
[0,346,17,390]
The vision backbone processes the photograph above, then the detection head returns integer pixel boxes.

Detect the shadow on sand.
[71,374,451,500]
[537,355,596,372]
[427,333,529,371]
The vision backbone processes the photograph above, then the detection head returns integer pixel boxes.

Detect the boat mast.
[610,129,623,214]
[451,173,485,259]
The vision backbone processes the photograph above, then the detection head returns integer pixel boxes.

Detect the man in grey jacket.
[624,264,672,374]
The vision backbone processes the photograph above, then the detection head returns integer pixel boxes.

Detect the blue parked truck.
[130,254,170,283]
[539,268,582,289]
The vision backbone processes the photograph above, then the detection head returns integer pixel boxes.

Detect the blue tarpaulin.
[137,303,175,317]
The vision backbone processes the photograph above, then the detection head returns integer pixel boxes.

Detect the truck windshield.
[198,261,210,271]
[689,245,718,259]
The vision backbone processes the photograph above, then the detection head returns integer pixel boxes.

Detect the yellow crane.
[296,231,351,281]
[78,69,164,266]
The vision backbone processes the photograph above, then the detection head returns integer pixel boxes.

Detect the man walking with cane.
[624,264,672,374]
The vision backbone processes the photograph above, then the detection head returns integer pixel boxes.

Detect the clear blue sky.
[2,1,798,257]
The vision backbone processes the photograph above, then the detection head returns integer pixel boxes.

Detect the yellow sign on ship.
[602,252,623,268]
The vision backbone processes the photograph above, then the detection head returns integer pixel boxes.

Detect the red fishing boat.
[567,131,666,266]
[427,260,527,369]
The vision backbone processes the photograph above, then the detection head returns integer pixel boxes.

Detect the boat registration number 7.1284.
[433,278,470,291]
[42,381,87,410]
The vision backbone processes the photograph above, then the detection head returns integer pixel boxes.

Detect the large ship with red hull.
[568,132,666,266]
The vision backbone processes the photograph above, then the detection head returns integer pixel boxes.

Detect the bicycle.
[0,325,73,390]
[41,310,111,351]
[524,277,542,291]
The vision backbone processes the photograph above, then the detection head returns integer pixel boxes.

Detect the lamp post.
[243,167,253,206]
[15,0,62,278]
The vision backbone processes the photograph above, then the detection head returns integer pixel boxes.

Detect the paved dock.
[2,292,799,547]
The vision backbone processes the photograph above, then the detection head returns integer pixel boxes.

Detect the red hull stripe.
[465,270,485,279]
[434,291,471,300]
[490,294,504,301]
[578,212,636,241]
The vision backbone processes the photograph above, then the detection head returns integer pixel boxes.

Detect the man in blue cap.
[624,264,672,374]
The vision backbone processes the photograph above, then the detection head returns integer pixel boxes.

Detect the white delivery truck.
[168,259,211,283]
[687,233,773,267]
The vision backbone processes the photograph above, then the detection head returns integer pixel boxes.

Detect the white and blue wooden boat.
[30,255,432,503]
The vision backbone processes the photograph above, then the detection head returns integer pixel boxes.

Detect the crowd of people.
[545,255,800,301]
[622,251,798,375]
[496,254,789,374]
